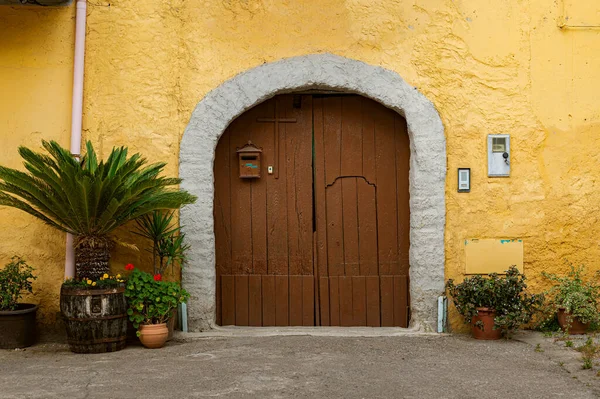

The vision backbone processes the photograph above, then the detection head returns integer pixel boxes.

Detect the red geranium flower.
[153,274,162,281]
[125,263,135,271]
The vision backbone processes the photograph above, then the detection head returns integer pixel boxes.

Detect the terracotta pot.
[471,307,502,340]
[557,308,590,335]
[139,323,169,349]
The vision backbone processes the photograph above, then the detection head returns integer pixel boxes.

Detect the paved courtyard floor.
[1,332,598,399]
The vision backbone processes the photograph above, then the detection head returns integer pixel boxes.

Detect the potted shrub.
[0,140,196,353]
[124,266,189,349]
[446,266,544,340]
[133,210,190,339]
[542,266,600,334]
[0,256,37,349]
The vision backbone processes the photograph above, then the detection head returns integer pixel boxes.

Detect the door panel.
[214,94,409,327]
[313,95,410,327]
[214,95,314,326]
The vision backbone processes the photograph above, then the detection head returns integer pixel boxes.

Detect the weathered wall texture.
[2,0,600,331]
[0,6,74,328]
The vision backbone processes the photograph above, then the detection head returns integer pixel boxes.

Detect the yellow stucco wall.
[1,0,600,331]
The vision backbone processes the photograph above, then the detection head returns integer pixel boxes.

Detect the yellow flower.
[103,274,109,279]
[92,282,97,286]
[87,279,92,285]
[116,274,121,279]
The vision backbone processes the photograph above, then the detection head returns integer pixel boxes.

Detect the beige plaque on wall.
[465,239,523,275]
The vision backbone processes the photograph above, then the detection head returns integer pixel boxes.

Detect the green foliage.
[133,210,190,275]
[577,337,599,370]
[446,266,544,336]
[63,273,125,289]
[124,268,189,330]
[543,265,600,325]
[0,140,197,239]
[0,256,36,311]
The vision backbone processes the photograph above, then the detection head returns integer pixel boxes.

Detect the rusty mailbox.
[237,141,262,179]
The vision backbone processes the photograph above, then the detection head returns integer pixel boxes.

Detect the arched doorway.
[214,94,410,327]
[180,54,445,332]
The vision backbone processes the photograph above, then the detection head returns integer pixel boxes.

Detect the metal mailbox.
[236,141,262,179]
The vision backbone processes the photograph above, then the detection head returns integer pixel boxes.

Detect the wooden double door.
[214,94,410,327]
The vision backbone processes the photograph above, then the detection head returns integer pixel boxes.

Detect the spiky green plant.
[0,140,197,279]
[133,210,190,275]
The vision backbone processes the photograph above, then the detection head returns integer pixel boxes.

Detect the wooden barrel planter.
[60,286,127,353]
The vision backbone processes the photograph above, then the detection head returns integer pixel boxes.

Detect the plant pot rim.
[61,285,125,295]
[476,307,495,312]
[0,303,38,316]
[140,323,168,328]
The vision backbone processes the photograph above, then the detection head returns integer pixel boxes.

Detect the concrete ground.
[1,331,598,399]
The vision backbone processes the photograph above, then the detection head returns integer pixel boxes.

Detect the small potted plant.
[125,266,189,349]
[133,210,190,338]
[446,266,544,340]
[0,256,37,349]
[542,265,600,334]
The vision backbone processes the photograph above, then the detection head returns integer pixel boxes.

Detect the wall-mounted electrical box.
[237,141,262,179]
[487,134,510,177]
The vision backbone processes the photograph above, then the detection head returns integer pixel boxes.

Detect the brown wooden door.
[214,95,315,326]
[313,96,410,327]
[214,94,410,327]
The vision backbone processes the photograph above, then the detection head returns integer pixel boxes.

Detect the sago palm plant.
[0,140,196,280]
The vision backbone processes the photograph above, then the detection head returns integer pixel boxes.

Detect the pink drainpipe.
[64,0,87,278]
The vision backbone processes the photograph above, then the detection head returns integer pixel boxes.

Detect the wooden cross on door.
[257,100,296,179]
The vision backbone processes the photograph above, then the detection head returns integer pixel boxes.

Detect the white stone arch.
[180,53,446,332]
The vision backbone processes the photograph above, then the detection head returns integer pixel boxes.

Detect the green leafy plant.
[446,266,544,336]
[542,265,600,326]
[133,210,190,276]
[577,337,599,370]
[124,267,189,334]
[0,140,196,280]
[0,256,36,311]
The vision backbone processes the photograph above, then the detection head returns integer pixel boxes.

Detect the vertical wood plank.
[362,98,377,184]
[326,182,344,276]
[394,275,409,327]
[302,275,315,326]
[341,178,359,276]
[329,276,340,326]
[267,99,289,275]
[352,276,367,326]
[289,275,303,326]
[374,105,399,276]
[248,276,262,326]
[314,97,329,279]
[380,276,394,327]
[275,275,289,326]
[339,276,354,327]
[284,95,314,277]
[214,129,232,324]
[323,97,342,185]
[215,272,222,326]
[357,179,378,276]
[395,115,410,276]
[340,96,363,176]
[221,275,235,326]
[234,275,249,326]
[251,102,270,276]
[230,117,253,276]
[366,276,381,327]
[262,275,276,326]
[319,277,330,326]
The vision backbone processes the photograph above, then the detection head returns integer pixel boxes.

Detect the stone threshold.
[174,326,446,340]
